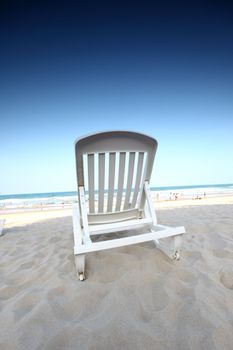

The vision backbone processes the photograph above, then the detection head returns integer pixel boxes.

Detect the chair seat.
[89,217,153,235]
[88,208,141,225]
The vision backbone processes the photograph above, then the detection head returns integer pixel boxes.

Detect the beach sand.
[0,197,233,349]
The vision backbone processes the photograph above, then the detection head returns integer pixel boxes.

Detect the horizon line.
[1,182,233,197]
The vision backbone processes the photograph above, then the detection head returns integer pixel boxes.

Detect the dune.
[0,201,233,349]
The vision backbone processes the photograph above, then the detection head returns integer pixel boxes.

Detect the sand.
[0,198,233,349]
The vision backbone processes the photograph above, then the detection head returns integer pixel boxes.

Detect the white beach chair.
[0,219,5,236]
[72,131,185,280]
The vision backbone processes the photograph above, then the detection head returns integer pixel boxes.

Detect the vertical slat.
[138,152,148,210]
[115,152,126,211]
[107,152,116,212]
[98,153,105,212]
[88,154,95,213]
[131,152,144,207]
[124,152,135,209]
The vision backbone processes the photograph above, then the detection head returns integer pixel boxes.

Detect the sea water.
[0,183,233,210]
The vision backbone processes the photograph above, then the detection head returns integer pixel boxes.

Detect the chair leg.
[154,233,183,261]
[75,254,85,281]
[171,234,183,260]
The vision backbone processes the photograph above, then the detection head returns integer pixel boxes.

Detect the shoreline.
[1,184,233,213]
[1,193,233,213]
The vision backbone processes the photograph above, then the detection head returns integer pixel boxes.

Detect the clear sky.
[1,1,233,194]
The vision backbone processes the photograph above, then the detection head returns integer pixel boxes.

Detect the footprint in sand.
[49,237,60,243]
[185,250,202,264]
[137,281,169,313]
[0,286,19,300]
[13,294,39,321]
[212,249,230,258]
[219,265,233,289]
[20,262,34,269]
[176,268,198,283]
[47,285,65,299]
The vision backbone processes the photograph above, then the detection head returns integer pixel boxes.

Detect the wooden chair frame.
[72,131,185,280]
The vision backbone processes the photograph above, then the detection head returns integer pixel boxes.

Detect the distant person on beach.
[195,194,202,200]
[169,192,179,200]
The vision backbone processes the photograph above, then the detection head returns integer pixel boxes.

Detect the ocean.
[0,183,233,210]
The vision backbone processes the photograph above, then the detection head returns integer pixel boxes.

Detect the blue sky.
[0,1,233,194]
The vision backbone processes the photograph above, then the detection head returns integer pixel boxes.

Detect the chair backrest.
[75,131,158,218]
